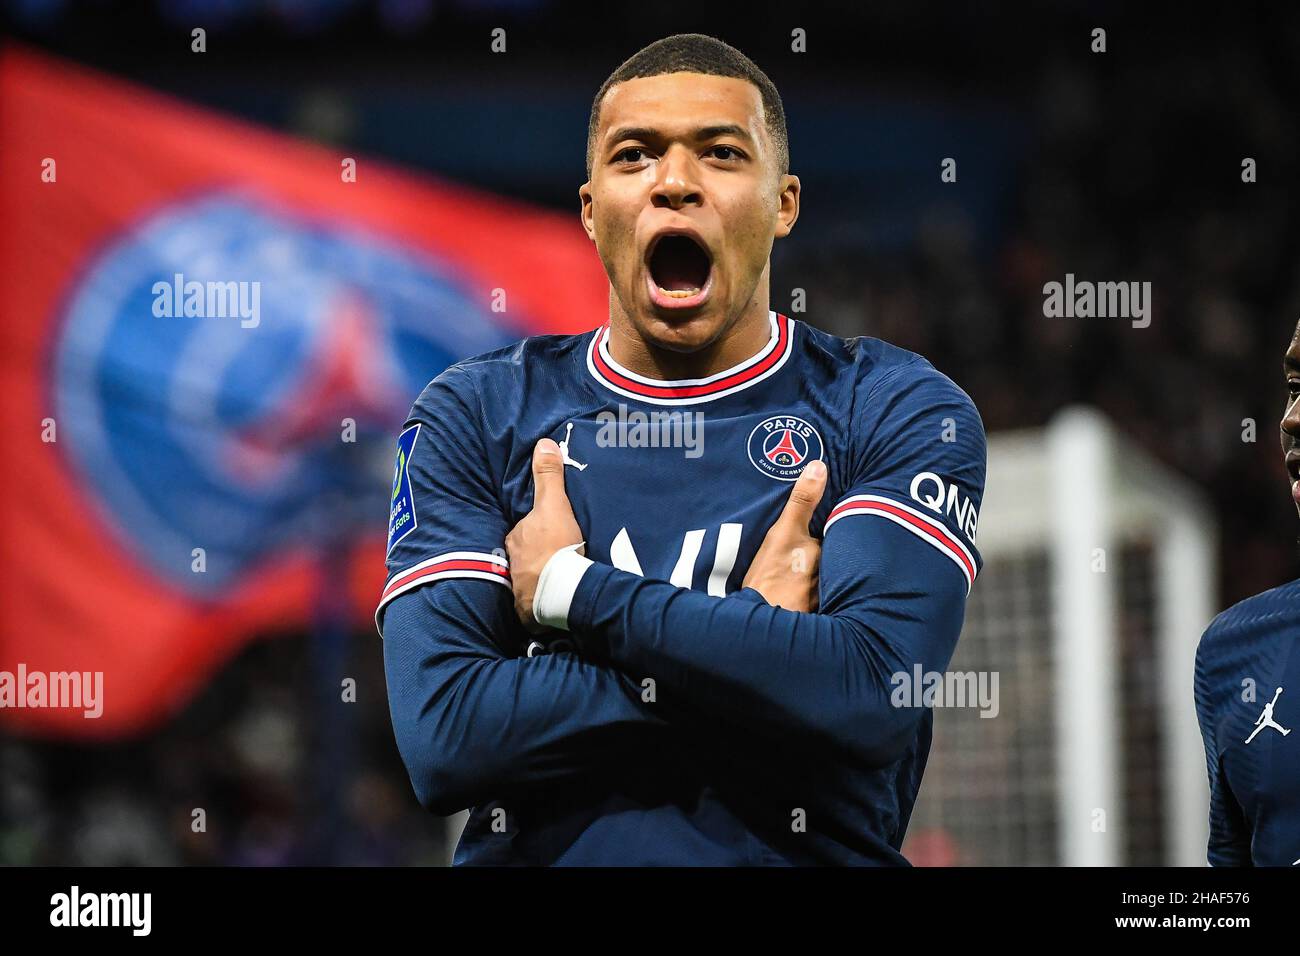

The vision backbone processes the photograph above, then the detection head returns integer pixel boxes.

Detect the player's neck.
[605,302,774,382]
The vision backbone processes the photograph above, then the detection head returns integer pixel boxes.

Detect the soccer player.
[379,34,986,865]
[1194,319,1300,866]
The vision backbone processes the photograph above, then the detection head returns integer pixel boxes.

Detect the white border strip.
[598,311,780,386]
[375,550,511,635]
[586,313,793,406]
[825,493,977,591]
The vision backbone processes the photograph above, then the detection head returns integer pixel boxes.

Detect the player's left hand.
[505,438,585,633]
[741,458,827,611]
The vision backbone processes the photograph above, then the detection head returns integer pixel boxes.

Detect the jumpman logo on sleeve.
[1245,687,1292,744]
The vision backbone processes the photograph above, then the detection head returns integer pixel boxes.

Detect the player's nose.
[1282,393,1300,443]
[650,146,702,209]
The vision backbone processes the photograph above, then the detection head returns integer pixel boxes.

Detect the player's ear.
[578,181,596,242]
[773,173,800,239]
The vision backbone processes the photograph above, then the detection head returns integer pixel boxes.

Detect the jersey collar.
[585,311,794,406]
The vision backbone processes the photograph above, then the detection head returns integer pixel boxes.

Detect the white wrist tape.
[532,542,593,631]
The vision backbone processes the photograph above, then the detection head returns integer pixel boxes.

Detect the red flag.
[0,47,607,737]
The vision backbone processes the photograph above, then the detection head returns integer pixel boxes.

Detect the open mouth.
[648,234,712,299]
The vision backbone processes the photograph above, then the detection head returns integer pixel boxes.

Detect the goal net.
[902,407,1217,866]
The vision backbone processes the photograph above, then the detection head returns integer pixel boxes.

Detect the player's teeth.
[659,287,700,297]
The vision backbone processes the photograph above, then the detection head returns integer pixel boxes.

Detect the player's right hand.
[741,459,826,612]
[505,438,586,635]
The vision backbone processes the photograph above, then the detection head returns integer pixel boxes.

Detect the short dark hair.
[586,34,789,178]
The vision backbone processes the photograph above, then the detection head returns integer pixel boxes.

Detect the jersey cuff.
[824,493,978,593]
[375,550,510,635]
[533,543,594,630]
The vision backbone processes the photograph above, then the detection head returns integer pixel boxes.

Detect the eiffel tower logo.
[764,428,804,467]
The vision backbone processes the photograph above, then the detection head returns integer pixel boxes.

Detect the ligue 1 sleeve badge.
[387,423,421,553]
[746,415,824,481]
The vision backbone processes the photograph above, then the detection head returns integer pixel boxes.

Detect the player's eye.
[706,145,744,162]
[1289,378,1300,397]
[613,147,651,165]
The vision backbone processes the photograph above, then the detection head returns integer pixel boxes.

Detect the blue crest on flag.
[53,191,515,595]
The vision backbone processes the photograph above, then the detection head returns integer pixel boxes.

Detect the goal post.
[904,406,1217,866]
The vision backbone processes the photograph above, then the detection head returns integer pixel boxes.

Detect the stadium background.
[2,0,1298,865]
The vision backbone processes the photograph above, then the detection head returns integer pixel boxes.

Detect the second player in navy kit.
[1194,318,1300,867]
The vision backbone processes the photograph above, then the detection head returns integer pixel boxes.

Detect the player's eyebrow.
[605,124,756,149]
[1285,352,1300,374]
[694,123,754,144]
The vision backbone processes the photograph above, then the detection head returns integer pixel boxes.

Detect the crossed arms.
[381,367,984,815]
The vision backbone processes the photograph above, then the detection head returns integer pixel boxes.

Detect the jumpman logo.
[558,422,587,471]
[1245,687,1291,744]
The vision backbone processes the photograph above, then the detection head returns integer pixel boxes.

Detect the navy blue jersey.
[378,312,986,865]
[1194,578,1300,866]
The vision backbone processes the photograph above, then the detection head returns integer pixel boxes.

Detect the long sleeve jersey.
[378,312,986,865]
[1194,577,1300,866]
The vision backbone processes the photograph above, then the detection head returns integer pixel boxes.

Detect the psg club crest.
[746,415,823,481]
[52,191,514,595]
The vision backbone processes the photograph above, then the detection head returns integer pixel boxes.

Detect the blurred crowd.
[787,50,1300,606]
[1,633,449,865]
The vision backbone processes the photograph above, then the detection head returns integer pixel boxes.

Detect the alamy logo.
[50,886,151,936]
[1042,273,1151,328]
[890,664,1000,718]
[594,405,704,459]
[152,271,261,328]
[1245,686,1291,744]
[0,664,102,718]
